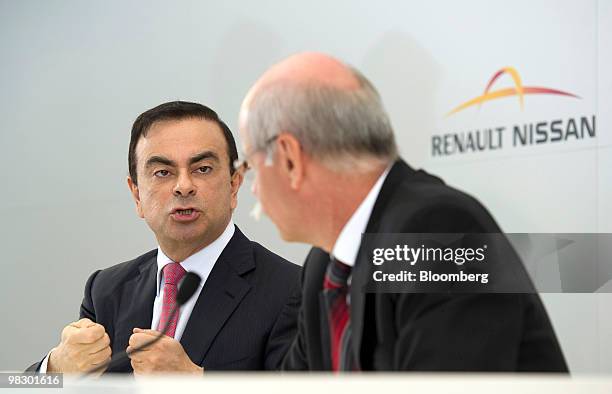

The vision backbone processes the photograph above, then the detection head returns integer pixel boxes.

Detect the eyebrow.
[144,151,220,169]
[145,155,175,169]
[189,151,220,165]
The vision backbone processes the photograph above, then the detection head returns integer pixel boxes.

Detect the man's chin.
[277,226,304,244]
[162,228,208,246]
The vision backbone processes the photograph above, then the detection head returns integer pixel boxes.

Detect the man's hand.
[127,328,203,375]
[47,318,111,375]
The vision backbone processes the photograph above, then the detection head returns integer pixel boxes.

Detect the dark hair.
[128,101,238,185]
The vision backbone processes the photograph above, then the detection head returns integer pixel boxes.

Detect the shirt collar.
[156,220,235,296]
[331,166,391,267]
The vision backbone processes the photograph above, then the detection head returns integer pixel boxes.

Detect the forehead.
[136,118,227,163]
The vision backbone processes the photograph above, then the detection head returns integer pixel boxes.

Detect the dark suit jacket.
[30,226,301,372]
[282,160,568,372]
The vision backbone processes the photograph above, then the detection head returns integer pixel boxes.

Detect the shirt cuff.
[38,348,56,373]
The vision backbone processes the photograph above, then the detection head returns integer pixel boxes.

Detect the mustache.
[169,200,203,213]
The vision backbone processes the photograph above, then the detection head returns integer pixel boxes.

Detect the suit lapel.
[349,249,368,366]
[350,160,416,364]
[180,227,254,367]
[307,250,332,371]
[110,254,157,372]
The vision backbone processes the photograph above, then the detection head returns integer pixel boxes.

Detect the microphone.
[82,272,202,377]
[176,272,201,305]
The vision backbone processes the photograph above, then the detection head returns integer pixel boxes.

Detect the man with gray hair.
[237,52,568,372]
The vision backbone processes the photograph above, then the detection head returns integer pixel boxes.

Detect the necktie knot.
[324,258,351,290]
[163,262,186,286]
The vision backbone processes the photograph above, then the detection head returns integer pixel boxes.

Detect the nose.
[173,170,197,197]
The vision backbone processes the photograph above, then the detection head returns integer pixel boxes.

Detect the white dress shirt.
[39,220,235,373]
[331,166,391,266]
[151,220,234,340]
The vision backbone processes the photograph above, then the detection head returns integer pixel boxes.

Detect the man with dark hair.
[128,101,240,183]
[28,101,301,375]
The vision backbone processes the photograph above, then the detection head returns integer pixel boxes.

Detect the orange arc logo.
[446,67,580,116]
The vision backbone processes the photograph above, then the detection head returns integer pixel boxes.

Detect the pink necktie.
[158,262,186,338]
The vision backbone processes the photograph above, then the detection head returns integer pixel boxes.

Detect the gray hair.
[245,67,398,172]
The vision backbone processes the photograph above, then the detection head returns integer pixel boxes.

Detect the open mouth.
[171,208,200,222]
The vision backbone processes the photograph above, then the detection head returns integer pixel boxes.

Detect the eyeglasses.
[233,135,279,178]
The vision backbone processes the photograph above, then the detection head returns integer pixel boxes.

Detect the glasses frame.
[233,134,279,175]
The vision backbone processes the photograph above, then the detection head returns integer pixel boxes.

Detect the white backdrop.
[0,0,609,372]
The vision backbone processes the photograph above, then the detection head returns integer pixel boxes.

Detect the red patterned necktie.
[323,258,359,371]
[157,262,186,338]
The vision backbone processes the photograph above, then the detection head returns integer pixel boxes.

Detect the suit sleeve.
[280,298,309,371]
[24,359,45,373]
[264,278,302,370]
[80,270,101,321]
[281,254,315,371]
